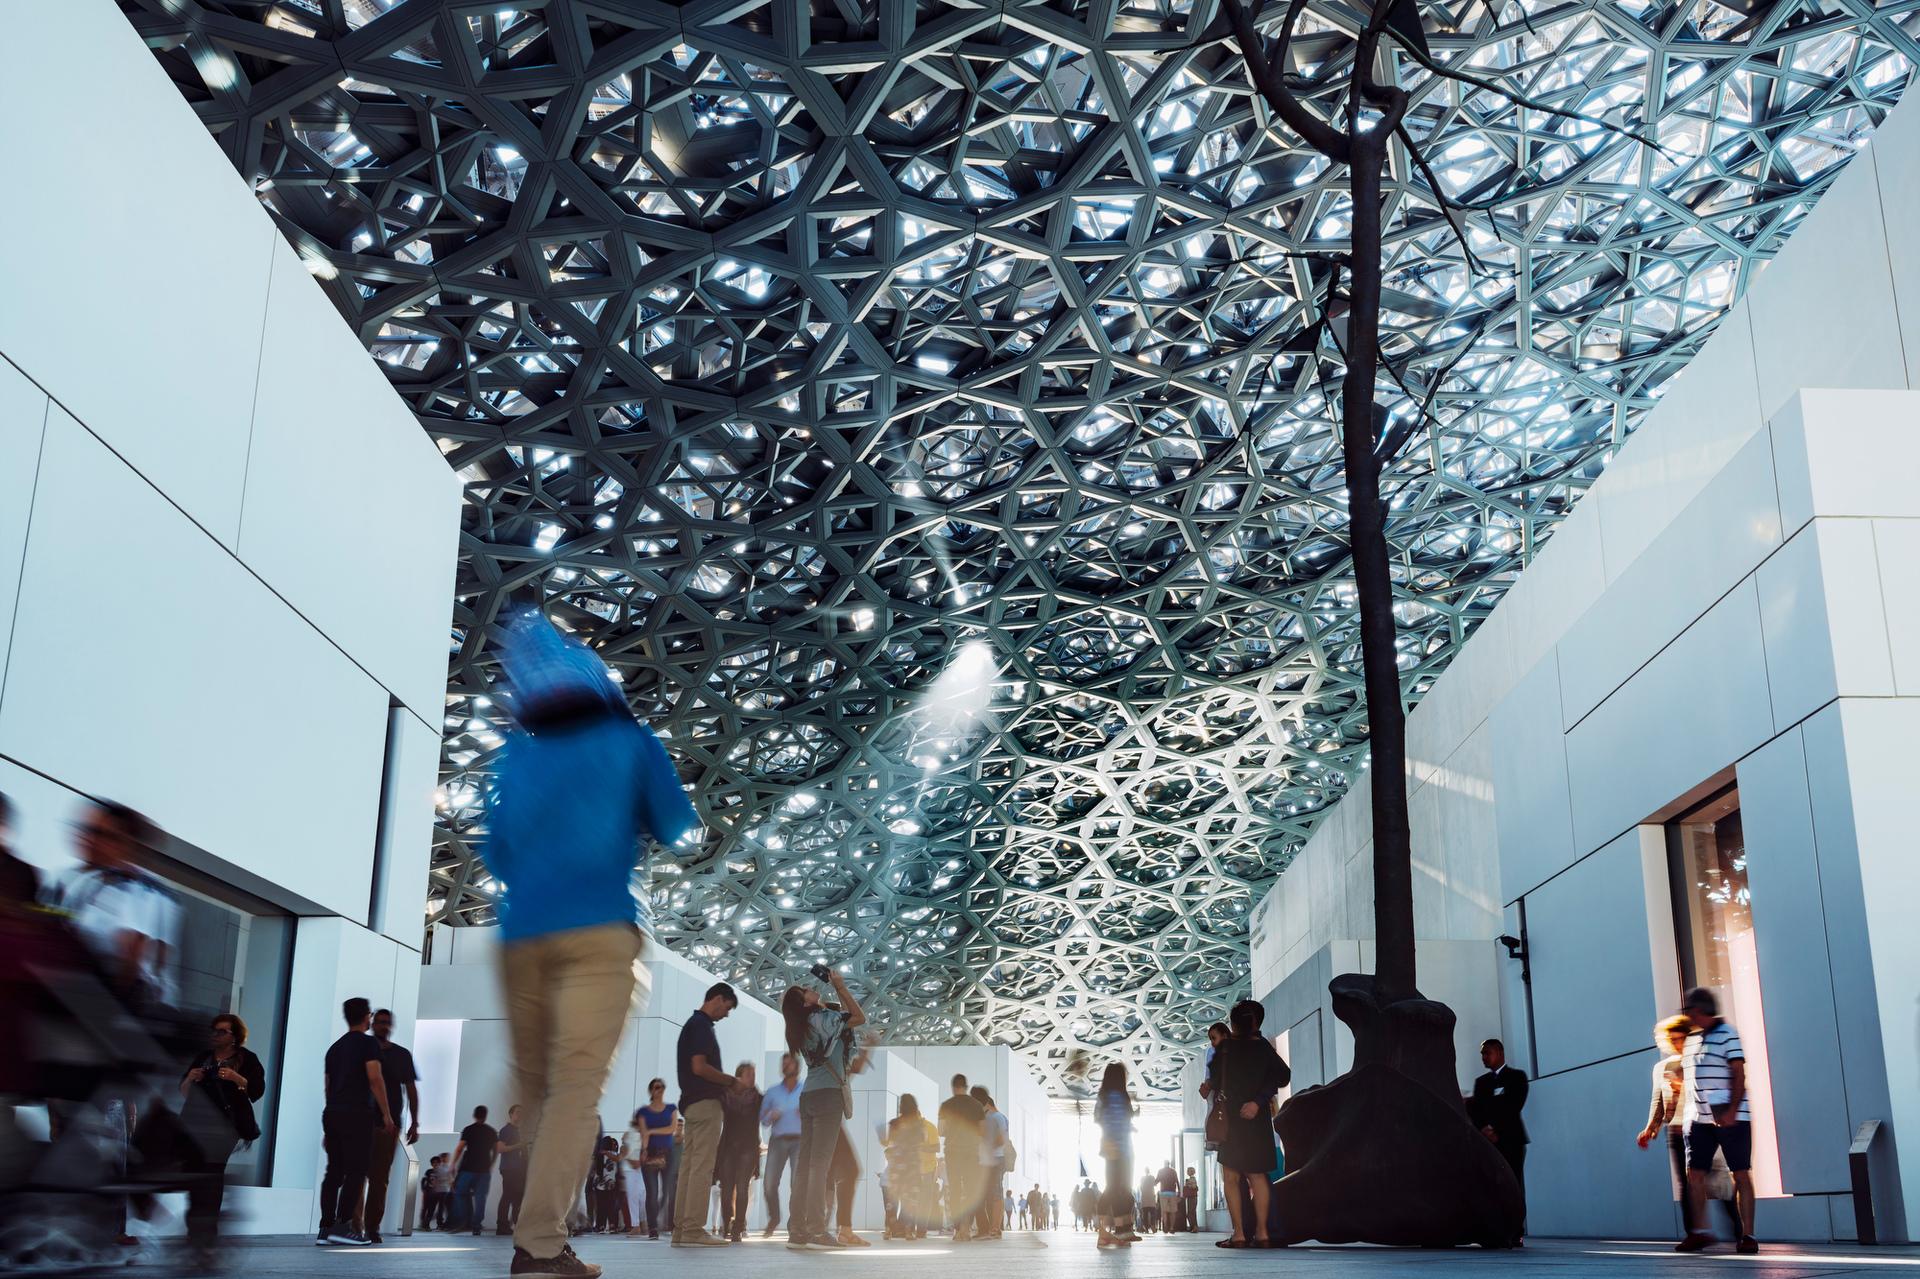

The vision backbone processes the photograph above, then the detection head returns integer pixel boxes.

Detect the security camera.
[1496,934,1525,960]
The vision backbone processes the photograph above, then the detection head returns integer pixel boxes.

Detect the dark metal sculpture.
[119,0,1917,1098]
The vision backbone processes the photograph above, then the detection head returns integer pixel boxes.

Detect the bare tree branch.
[1382,28,1669,154]
[1393,121,1494,276]
[1220,0,1353,162]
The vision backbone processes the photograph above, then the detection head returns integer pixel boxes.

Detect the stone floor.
[217,1230,1920,1278]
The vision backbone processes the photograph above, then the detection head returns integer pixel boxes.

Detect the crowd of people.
[0,609,1772,1273]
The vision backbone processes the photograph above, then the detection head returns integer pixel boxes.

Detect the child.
[589,1136,621,1232]
[421,1154,451,1230]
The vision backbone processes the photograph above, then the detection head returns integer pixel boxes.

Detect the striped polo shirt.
[1684,1020,1749,1123]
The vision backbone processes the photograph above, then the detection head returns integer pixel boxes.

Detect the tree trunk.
[1336,132,1416,1003]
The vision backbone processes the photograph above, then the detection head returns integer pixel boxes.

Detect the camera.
[809,962,833,982]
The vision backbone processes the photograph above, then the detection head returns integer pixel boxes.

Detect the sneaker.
[316,1231,334,1247]
[672,1229,730,1247]
[811,1236,848,1250]
[328,1230,374,1247]
[1675,1233,1714,1253]
[786,1235,817,1251]
[1736,1236,1759,1255]
[368,1233,384,1246]
[511,1245,604,1278]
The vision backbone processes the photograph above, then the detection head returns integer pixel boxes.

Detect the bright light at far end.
[914,639,997,747]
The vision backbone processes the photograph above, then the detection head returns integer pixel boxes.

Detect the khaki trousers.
[500,923,646,1260]
[673,1099,724,1239]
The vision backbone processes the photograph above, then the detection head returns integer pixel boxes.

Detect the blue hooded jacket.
[483,614,698,941]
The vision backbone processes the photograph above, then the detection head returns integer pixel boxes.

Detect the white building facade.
[1248,86,1920,1244]
[0,0,460,1236]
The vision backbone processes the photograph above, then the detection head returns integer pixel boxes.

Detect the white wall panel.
[373,709,442,946]
[0,360,47,698]
[1595,299,1765,579]
[1760,520,1895,727]
[1736,729,1851,1194]
[1434,723,1501,938]
[1564,581,1776,853]
[0,5,274,548]
[1863,95,1920,383]
[1521,1051,1679,1240]
[1874,519,1920,695]
[1559,429,1782,728]
[0,410,389,920]
[241,242,460,719]
[1771,389,1920,536]
[1490,653,1576,903]
[1800,705,1905,1239]
[1522,832,1660,1077]
[1834,698,1920,1240]
[1745,150,1909,423]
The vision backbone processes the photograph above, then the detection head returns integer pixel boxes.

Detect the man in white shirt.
[48,800,180,1008]
[1677,987,1757,1255]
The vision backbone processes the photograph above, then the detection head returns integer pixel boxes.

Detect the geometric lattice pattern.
[124,0,1918,1095]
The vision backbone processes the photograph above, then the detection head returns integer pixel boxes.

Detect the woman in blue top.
[779,966,865,1250]
[1094,1063,1137,1249]
[633,1080,679,1238]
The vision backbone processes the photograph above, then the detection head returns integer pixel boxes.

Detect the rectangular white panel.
[1736,729,1851,1193]
[1565,581,1776,853]
[1432,723,1500,938]
[0,360,47,700]
[1490,653,1576,902]
[0,409,389,920]
[241,241,460,720]
[1523,831,1661,1076]
[1519,1051,1680,1239]
[0,4,274,547]
[1745,148,1909,422]
[1833,698,1920,1240]
[1559,429,1783,728]
[372,708,441,946]
[1862,92,1920,383]
[1874,519,1920,695]
[1771,389,1920,535]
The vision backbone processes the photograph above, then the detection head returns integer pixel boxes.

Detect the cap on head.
[1682,986,1718,1017]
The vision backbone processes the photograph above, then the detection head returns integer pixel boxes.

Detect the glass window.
[1666,787,1781,1196]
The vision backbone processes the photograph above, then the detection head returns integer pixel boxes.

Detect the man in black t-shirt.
[361,1009,420,1243]
[671,983,741,1245]
[450,1105,501,1234]
[495,1104,529,1234]
[319,998,394,1247]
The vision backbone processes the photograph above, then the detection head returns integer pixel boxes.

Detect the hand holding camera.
[809,962,834,983]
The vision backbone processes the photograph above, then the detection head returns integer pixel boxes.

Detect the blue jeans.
[764,1133,801,1228]
[641,1162,668,1231]
[451,1170,492,1232]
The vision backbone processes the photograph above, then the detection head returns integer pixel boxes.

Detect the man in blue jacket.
[485,611,698,1278]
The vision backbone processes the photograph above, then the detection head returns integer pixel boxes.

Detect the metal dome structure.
[123,0,1919,1095]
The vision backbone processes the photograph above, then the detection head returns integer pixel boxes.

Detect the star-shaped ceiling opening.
[122,0,1919,1095]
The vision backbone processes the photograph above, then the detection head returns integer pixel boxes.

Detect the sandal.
[1216,1238,1248,1249]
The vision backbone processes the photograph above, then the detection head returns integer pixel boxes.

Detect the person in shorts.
[1676,987,1758,1255]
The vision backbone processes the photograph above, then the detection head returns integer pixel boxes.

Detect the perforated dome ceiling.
[124,0,1919,1094]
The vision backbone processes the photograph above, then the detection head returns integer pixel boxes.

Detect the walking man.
[484,610,698,1278]
[319,998,393,1247]
[759,1053,804,1236]
[362,1009,419,1244]
[496,1105,529,1235]
[450,1105,500,1233]
[1468,1038,1529,1247]
[1676,988,1759,1255]
[672,983,742,1246]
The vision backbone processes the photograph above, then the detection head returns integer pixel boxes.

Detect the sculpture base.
[1269,974,1524,1248]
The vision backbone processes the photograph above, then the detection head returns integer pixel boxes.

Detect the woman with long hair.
[886,1094,938,1240]
[633,1079,678,1238]
[781,966,865,1250]
[177,1012,265,1260]
[1213,999,1289,1248]
[717,1062,764,1242]
[1093,1063,1137,1248]
[1639,1015,1706,1237]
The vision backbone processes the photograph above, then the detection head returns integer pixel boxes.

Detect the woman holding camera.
[780,964,865,1251]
